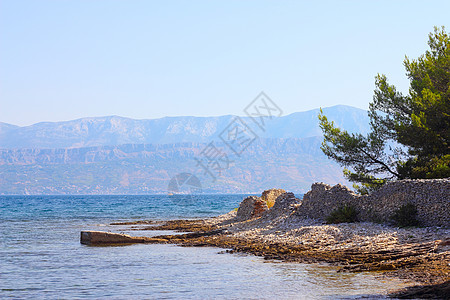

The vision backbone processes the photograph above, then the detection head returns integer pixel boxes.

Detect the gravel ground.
[205,210,450,254]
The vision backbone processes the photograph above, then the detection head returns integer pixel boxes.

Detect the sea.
[0,195,410,299]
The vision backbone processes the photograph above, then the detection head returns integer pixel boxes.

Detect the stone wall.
[294,179,449,227]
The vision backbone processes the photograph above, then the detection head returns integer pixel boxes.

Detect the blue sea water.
[0,195,409,299]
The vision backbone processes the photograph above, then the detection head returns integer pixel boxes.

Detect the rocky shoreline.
[120,217,449,298]
[83,184,450,298]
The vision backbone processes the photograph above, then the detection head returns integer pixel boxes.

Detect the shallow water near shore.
[0,195,411,299]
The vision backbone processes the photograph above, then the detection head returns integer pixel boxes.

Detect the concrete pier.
[80,231,166,245]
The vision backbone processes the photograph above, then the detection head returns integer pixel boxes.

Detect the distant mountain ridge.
[0,137,325,165]
[0,105,369,149]
[0,105,370,194]
[0,137,346,194]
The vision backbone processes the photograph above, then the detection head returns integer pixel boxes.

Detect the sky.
[1,0,449,126]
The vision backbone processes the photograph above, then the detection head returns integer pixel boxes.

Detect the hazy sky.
[1,0,449,126]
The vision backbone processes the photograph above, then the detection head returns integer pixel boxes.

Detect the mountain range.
[0,105,369,149]
[0,105,370,194]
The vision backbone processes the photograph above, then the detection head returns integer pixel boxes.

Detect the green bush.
[390,203,420,227]
[326,205,358,224]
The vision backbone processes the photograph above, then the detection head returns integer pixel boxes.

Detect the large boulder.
[236,196,269,221]
[261,188,286,208]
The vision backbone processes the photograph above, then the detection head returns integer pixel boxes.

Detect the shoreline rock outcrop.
[260,192,299,221]
[235,196,268,221]
[261,188,285,208]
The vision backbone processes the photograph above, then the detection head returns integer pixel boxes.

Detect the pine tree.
[319,26,450,194]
